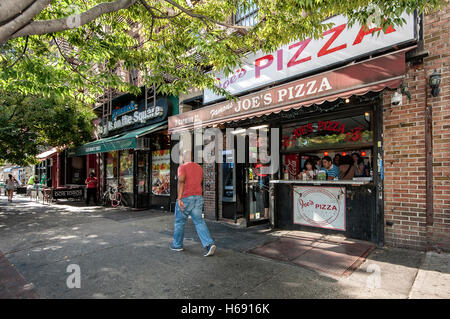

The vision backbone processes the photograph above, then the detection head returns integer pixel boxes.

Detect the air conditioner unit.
[135,138,151,150]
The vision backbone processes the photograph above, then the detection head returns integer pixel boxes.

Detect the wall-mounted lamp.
[429,69,441,97]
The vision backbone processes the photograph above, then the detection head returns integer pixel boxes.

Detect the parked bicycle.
[102,184,128,207]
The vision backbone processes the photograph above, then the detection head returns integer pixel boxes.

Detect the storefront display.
[152,149,170,195]
[106,151,118,187]
[282,114,373,153]
[119,150,134,193]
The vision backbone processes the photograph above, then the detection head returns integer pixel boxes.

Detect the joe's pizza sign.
[204,12,416,104]
[293,186,346,231]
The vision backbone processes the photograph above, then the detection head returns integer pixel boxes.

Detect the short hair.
[322,156,332,162]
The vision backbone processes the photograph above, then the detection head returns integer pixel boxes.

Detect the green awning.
[68,122,167,157]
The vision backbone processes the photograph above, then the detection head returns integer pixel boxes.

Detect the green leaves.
[0,90,95,166]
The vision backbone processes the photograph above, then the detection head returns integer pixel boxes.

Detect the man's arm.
[177,174,186,210]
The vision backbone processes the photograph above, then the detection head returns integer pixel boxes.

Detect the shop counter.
[270,179,381,244]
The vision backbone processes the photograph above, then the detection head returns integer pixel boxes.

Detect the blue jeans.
[173,196,214,249]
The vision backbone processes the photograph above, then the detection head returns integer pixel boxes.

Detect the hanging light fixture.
[429,69,441,97]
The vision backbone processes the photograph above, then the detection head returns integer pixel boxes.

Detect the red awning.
[169,48,409,133]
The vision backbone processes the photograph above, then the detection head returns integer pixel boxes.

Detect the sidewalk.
[0,195,449,299]
[0,251,39,299]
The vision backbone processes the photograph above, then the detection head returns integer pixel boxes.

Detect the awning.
[68,122,167,157]
[36,147,58,160]
[3,166,19,173]
[169,49,409,133]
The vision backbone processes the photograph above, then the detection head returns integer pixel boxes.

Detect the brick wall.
[383,5,450,251]
[203,162,217,220]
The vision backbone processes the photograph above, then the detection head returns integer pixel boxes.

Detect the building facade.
[169,6,450,251]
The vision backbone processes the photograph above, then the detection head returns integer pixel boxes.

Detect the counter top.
[269,180,372,185]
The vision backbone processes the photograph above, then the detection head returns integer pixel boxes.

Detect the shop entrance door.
[135,151,150,208]
[245,163,271,226]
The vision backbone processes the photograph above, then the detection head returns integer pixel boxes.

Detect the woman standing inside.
[352,153,366,177]
[5,174,18,202]
[298,159,317,180]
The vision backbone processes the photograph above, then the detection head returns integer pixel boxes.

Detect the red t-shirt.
[85,177,98,189]
[178,162,203,199]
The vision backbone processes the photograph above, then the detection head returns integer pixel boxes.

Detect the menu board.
[152,149,170,195]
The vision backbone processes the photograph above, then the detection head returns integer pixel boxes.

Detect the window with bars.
[234,4,259,27]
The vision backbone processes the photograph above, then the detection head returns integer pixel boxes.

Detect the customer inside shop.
[292,150,372,181]
[282,110,374,182]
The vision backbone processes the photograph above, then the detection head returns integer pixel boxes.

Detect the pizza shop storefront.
[169,48,412,245]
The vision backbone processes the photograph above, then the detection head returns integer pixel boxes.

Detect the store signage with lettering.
[111,101,138,121]
[293,186,346,231]
[106,106,164,131]
[204,12,415,104]
[292,121,347,137]
[100,99,168,135]
[169,50,406,133]
[52,188,84,199]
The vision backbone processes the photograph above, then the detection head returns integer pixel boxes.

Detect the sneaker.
[204,244,216,257]
[169,243,184,251]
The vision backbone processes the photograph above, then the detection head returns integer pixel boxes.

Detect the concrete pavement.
[0,195,449,299]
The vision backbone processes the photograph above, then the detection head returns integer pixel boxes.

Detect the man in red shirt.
[170,151,216,257]
[85,172,98,205]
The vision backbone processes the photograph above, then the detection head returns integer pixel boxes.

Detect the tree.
[0,0,444,103]
[0,90,96,166]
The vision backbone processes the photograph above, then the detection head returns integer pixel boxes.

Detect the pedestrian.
[5,174,17,202]
[85,172,98,205]
[171,150,216,257]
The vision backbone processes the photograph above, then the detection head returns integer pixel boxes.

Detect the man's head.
[89,172,95,178]
[182,150,192,164]
[322,156,333,169]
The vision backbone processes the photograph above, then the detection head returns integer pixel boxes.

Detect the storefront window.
[70,156,85,185]
[152,149,170,195]
[281,112,374,181]
[106,151,118,187]
[281,113,373,153]
[151,130,170,196]
[120,150,134,193]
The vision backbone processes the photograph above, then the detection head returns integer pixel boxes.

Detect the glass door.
[245,126,271,226]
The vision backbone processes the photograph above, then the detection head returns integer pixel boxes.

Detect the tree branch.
[3,0,139,43]
[0,0,36,26]
[5,36,29,69]
[0,0,53,44]
[163,0,251,30]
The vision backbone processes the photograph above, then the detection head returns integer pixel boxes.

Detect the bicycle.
[102,184,128,207]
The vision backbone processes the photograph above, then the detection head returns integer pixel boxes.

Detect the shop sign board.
[293,186,346,231]
[52,188,84,200]
[169,50,406,132]
[204,12,415,104]
[100,98,169,135]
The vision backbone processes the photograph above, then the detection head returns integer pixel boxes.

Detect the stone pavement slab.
[408,251,450,299]
[0,251,39,299]
[248,233,375,277]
